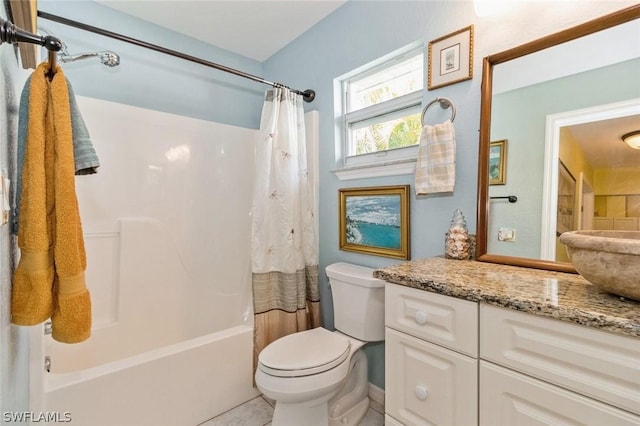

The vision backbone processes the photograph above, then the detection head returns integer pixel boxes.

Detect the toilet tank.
[326,262,385,342]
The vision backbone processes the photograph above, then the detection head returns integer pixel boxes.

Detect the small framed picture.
[489,140,507,185]
[428,25,474,90]
[339,185,410,260]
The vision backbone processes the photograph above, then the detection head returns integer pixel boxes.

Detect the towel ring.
[421,97,456,126]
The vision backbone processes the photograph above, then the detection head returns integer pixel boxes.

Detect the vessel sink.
[559,230,640,301]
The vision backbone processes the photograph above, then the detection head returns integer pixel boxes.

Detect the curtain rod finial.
[43,35,62,52]
[302,89,315,103]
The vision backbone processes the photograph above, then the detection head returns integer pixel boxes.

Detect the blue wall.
[29,0,639,392]
[262,1,638,388]
[38,0,265,129]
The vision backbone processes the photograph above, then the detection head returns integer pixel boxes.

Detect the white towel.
[414,119,456,195]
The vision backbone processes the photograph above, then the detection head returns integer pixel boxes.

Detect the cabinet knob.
[414,385,428,401]
[414,310,428,325]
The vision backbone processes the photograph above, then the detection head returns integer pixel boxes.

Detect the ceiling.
[96,0,346,62]
[567,115,640,169]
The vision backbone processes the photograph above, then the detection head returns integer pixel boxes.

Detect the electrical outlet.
[498,227,516,242]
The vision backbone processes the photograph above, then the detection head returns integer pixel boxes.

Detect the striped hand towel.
[414,119,456,195]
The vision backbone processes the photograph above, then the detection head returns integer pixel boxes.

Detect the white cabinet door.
[480,361,640,426]
[385,328,477,426]
[480,304,640,415]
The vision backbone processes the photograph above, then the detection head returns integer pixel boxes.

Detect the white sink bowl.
[559,230,640,301]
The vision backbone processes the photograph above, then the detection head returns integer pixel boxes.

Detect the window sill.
[333,159,416,181]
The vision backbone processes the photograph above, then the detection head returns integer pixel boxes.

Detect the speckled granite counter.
[374,257,640,338]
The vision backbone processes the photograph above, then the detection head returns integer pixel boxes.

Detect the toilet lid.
[258,328,351,378]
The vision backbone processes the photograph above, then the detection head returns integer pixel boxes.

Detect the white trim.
[343,93,422,166]
[344,144,418,168]
[334,159,416,181]
[345,91,422,125]
[305,110,320,253]
[368,383,385,414]
[540,98,640,259]
[540,115,561,260]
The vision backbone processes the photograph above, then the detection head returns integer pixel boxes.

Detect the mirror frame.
[476,4,640,273]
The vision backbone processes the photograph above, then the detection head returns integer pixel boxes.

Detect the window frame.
[339,46,424,176]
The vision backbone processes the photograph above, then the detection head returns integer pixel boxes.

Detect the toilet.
[255,262,385,426]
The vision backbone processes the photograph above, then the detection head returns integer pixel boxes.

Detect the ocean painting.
[339,185,410,259]
[345,195,402,250]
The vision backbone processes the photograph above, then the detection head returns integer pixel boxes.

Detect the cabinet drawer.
[481,304,640,415]
[385,283,478,356]
[385,328,477,426]
[480,361,640,426]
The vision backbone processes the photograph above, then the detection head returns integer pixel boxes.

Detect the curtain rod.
[0,16,62,79]
[37,10,316,102]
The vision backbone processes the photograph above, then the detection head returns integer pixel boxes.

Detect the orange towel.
[11,62,91,343]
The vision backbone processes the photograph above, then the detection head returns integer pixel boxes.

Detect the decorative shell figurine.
[445,209,471,260]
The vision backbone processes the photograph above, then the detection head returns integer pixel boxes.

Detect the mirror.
[476,5,640,273]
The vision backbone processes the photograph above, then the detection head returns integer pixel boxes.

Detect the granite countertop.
[374,257,640,338]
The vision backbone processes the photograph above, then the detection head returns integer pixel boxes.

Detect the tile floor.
[200,395,384,426]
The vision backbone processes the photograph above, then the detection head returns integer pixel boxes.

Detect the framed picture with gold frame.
[428,25,474,90]
[339,185,410,260]
[489,139,507,185]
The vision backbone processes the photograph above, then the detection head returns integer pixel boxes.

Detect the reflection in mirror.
[476,5,640,273]
[542,102,640,264]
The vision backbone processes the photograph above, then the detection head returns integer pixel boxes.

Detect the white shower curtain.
[251,88,320,369]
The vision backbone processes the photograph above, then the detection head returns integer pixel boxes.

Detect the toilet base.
[272,400,329,426]
[329,396,369,426]
[270,396,370,426]
[328,349,369,426]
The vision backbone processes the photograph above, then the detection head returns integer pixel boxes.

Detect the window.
[340,46,424,175]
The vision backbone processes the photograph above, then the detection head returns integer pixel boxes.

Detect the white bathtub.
[37,325,258,426]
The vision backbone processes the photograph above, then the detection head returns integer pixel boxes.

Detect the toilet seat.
[258,328,351,378]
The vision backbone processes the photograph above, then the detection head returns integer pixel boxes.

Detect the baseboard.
[368,383,385,414]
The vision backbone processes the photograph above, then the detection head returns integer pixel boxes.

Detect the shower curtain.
[251,88,321,369]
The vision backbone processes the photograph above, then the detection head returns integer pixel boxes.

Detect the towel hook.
[421,97,456,126]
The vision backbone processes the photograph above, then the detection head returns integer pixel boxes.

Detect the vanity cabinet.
[384,282,640,425]
[480,361,639,425]
[480,304,640,425]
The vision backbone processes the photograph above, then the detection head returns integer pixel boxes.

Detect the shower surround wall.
[29,96,260,425]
